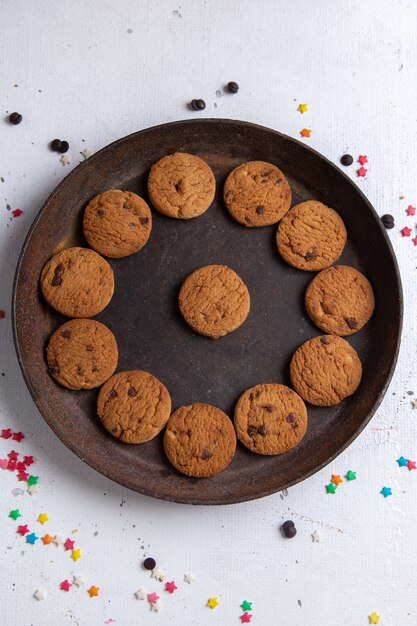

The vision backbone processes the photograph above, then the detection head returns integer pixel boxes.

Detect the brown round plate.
[12,119,402,504]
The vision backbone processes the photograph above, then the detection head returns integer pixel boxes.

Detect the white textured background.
[1,1,417,625]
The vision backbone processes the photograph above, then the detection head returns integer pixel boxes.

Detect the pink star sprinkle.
[60,579,72,592]
[407,460,416,471]
[358,155,368,165]
[147,592,160,604]
[406,205,416,216]
[401,226,412,237]
[0,459,8,470]
[1,428,12,439]
[17,524,30,536]
[12,432,25,442]
[357,167,367,177]
[7,450,18,461]
[23,456,34,466]
[17,470,29,481]
[64,538,75,551]
[240,612,253,623]
[165,580,178,594]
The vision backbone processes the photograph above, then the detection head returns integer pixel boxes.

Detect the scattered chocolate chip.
[92,366,100,372]
[261,170,271,176]
[244,216,252,224]
[305,250,317,261]
[190,98,206,110]
[258,426,267,436]
[123,201,132,210]
[61,330,71,339]
[108,390,117,399]
[227,81,239,93]
[381,214,395,229]
[139,217,149,225]
[55,264,64,273]
[263,405,274,413]
[128,387,137,397]
[9,112,22,125]
[48,366,59,375]
[340,154,353,166]
[97,209,105,218]
[224,190,231,197]
[320,336,330,345]
[346,317,358,329]
[77,367,85,376]
[286,413,296,423]
[50,139,62,152]
[202,448,212,460]
[85,345,94,352]
[249,393,255,401]
[282,520,297,538]
[256,205,265,214]
[247,425,258,436]
[51,275,62,286]
[275,178,283,185]
[143,557,156,570]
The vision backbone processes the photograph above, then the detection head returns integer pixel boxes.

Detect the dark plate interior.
[12,119,402,504]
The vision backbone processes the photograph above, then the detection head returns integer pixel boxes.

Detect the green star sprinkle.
[345,470,356,481]
[27,475,39,486]
[240,600,253,611]
[9,509,22,521]
[325,483,337,494]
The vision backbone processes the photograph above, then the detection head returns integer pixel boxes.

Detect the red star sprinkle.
[357,167,367,177]
[12,432,24,442]
[165,580,178,594]
[17,524,30,536]
[406,205,416,216]
[60,579,72,592]
[23,455,34,466]
[17,470,29,481]
[64,538,75,551]
[412,237,417,246]
[147,592,160,604]
[401,226,412,237]
[16,461,27,471]
[358,155,368,165]
[8,450,19,461]
[7,460,17,471]
[240,612,253,623]
[1,429,12,439]
[0,459,8,470]
[12,209,23,218]
[407,460,416,471]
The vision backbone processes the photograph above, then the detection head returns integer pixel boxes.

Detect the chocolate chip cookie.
[97,370,171,444]
[163,403,236,477]
[290,335,362,406]
[276,200,347,270]
[305,265,375,335]
[40,247,114,317]
[223,161,291,227]
[46,319,118,390]
[147,152,215,219]
[234,384,308,455]
[179,264,250,339]
[83,189,152,258]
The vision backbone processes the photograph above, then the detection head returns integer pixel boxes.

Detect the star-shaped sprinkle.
[23,455,34,466]
[1,428,12,439]
[325,483,337,494]
[64,538,75,551]
[412,237,417,246]
[28,484,39,495]
[147,592,160,604]
[12,431,24,442]
[407,460,416,471]
[33,587,47,601]
[311,530,321,542]
[17,470,29,481]
[401,226,412,237]
[135,588,147,600]
[300,128,311,138]
[165,580,177,593]
[8,450,19,461]
[380,486,392,497]
[369,611,380,624]
[331,474,343,486]
[297,103,308,114]
[240,612,253,623]
[0,458,8,470]
[151,566,165,581]
[37,513,49,525]
[42,534,54,545]
[53,534,65,546]
[8,459,17,471]
[60,579,72,592]
[358,155,368,165]
[207,597,219,609]
[12,209,23,218]
[346,470,356,481]
[406,205,416,216]
[9,509,22,520]
[16,461,27,471]
[26,532,39,545]
[357,167,367,177]
[27,475,39,486]
[71,548,82,561]
[88,585,100,597]
[241,600,253,611]
[73,574,85,587]
[152,599,163,612]
[184,572,195,584]
[17,524,30,536]
[397,456,408,467]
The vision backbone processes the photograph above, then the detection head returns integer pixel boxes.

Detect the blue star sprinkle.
[380,487,392,498]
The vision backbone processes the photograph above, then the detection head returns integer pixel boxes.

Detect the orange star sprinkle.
[331,474,343,486]
[42,534,54,545]
[300,128,311,138]
[88,585,100,598]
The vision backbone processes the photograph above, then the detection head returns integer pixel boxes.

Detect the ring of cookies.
[40,153,375,478]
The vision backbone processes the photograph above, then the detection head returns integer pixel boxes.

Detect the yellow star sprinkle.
[207,596,219,609]
[37,513,49,525]
[297,103,308,114]
[71,548,82,561]
[369,612,380,624]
